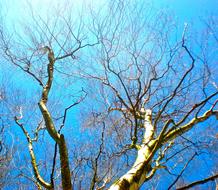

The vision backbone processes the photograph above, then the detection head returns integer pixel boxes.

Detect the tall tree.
[0,0,217,189]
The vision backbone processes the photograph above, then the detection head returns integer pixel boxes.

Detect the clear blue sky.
[4,0,218,23]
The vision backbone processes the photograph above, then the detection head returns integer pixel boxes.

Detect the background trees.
[0,0,218,189]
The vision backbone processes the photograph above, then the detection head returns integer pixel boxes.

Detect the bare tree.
[0,1,96,189]
[78,1,218,189]
[0,0,217,190]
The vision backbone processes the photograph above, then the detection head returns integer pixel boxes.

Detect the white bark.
[109,109,155,190]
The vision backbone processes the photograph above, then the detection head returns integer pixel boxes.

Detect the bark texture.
[109,109,154,190]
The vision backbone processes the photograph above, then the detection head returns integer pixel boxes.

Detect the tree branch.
[14,118,53,189]
[168,153,197,190]
[164,109,218,143]
[176,173,218,190]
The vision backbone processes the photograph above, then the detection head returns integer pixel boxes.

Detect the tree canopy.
[0,0,218,189]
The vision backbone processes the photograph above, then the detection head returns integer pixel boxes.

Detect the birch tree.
[0,0,217,189]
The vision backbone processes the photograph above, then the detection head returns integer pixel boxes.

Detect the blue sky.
[4,0,218,22]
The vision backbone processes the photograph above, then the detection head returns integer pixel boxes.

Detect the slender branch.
[55,42,98,61]
[59,92,87,131]
[176,173,218,190]
[145,141,174,181]
[50,142,58,187]
[173,92,218,128]
[168,153,197,190]
[4,50,44,86]
[18,173,43,190]
[164,109,218,143]
[14,118,53,189]
[154,38,195,128]
[90,123,105,190]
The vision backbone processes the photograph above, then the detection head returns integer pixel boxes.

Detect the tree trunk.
[59,134,73,190]
[109,109,154,190]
